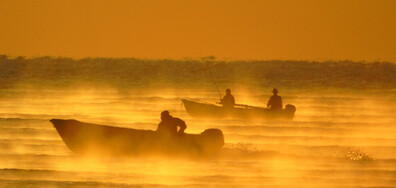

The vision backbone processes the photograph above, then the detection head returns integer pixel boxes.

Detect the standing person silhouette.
[267,88,283,110]
[157,111,186,137]
[220,89,235,109]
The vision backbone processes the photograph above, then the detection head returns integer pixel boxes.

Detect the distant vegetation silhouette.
[0,55,395,89]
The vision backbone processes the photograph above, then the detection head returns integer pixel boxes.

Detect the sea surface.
[0,57,396,187]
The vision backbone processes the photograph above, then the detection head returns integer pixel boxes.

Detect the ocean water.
[1,57,396,187]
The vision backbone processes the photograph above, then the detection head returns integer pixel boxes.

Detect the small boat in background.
[51,119,224,156]
[182,99,296,120]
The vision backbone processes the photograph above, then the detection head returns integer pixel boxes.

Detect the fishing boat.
[182,99,296,120]
[50,119,224,156]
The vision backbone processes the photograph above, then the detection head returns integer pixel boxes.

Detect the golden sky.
[0,0,395,62]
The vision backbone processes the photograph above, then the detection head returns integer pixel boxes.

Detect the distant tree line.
[0,55,395,90]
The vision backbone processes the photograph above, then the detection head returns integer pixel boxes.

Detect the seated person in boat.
[157,111,186,136]
[267,88,282,110]
[220,89,235,109]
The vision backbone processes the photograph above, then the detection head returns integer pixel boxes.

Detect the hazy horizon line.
[1,54,393,64]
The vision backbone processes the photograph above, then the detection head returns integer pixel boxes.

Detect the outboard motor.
[200,129,224,154]
[285,104,296,113]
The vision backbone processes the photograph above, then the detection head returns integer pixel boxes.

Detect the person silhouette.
[267,88,282,110]
[157,111,186,136]
[220,89,235,109]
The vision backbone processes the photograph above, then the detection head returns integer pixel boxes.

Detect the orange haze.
[0,0,395,62]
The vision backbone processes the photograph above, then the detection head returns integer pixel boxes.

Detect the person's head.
[161,110,171,120]
[226,89,231,95]
[272,88,278,95]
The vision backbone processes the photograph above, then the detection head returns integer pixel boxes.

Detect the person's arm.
[178,120,186,134]
[267,97,272,108]
[232,96,235,105]
[157,122,164,132]
[220,96,225,104]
